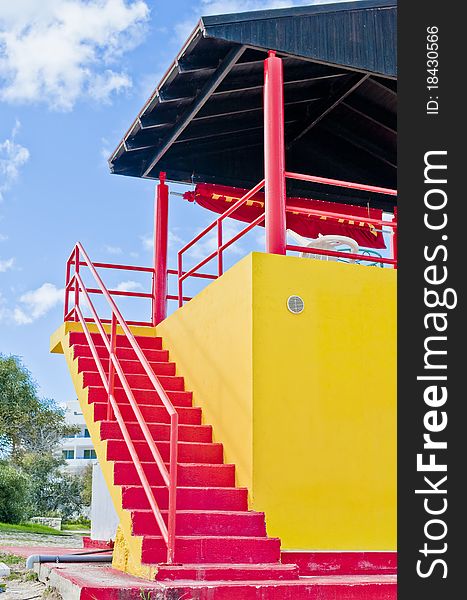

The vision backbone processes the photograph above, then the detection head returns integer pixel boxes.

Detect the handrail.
[177,179,265,306]
[64,255,219,326]
[285,171,398,196]
[67,242,178,563]
[176,173,398,306]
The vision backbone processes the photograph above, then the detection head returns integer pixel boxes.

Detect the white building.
[59,399,96,472]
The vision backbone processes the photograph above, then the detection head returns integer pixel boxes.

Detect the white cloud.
[13,282,64,324]
[114,280,142,292]
[103,244,123,255]
[0,0,150,111]
[0,291,8,321]
[169,230,184,248]
[0,120,29,200]
[187,220,244,260]
[141,233,153,251]
[0,233,8,241]
[141,229,184,253]
[0,257,14,272]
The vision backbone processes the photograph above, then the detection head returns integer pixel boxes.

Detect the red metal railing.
[176,173,398,306]
[64,250,213,325]
[65,242,179,563]
[177,179,266,307]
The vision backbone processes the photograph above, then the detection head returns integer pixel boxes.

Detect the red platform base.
[36,561,396,600]
[82,536,115,550]
[281,551,397,576]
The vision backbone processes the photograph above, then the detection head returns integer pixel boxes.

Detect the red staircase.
[59,242,396,597]
[70,329,293,579]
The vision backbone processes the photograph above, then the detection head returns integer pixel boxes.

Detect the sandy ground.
[1,531,83,599]
[0,532,83,549]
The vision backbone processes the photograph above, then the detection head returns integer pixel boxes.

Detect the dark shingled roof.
[109,0,397,211]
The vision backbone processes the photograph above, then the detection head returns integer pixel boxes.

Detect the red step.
[87,387,193,408]
[154,563,300,581]
[69,331,162,350]
[281,551,398,576]
[78,357,176,376]
[30,560,396,598]
[113,462,235,487]
[93,403,202,424]
[121,485,248,511]
[100,421,212,443]
[106,439,223,463]
[142,536,281,564]
[132,510,266,537]
[83,371,184,391]
[73,343,169,363]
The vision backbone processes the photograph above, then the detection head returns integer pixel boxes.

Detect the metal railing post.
[177,253,183,308]
[64,253,71,320]
[217,220,223,276]
[108,312,117,420]
[264,51,286,255]
[74,246,80,321]
[153,172,169,325]
[167,412,179,563]
[392,207,398,270]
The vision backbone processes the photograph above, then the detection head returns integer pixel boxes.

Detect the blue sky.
[0,0,352,405]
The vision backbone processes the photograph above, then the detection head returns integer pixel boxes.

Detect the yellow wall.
[158,257,254,492]
[158,253,396,551]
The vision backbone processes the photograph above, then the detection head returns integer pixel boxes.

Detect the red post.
[153,173,169,325]
[107,312,117,420]
[217,220,223,277]
[74,246,80,321]
[264,51,286,255]
[392,207,398,269]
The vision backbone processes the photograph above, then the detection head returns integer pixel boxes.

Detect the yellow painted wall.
[158,257,254,492]
[158,252,396,551]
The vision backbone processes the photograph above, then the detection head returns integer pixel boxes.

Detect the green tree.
[0,355,77,459]
[19,453,86,521]
[0,355,38,456]
[81,463,93,507]
[0,462,29,523]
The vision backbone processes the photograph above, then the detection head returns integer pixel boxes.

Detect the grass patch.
[43,585,63,599]
[0,522,67,536]
[61,523,89,531]
[0,552,25,566]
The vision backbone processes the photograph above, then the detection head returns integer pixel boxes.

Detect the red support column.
[264,50,286,255]
[152,172,169,325]
[392,206,398,269]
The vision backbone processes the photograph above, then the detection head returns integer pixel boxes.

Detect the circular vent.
[287,295,305,314]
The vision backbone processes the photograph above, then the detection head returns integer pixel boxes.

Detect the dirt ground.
[1,531,83,599]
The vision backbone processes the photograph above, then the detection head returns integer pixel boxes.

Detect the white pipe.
[26,554,112,570]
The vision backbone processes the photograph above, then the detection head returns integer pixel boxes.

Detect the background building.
[59,399,96,473]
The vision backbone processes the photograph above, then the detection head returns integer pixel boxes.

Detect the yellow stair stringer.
[50,322,160,580]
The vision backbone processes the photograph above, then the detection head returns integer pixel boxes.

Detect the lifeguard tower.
[51,1,397,597]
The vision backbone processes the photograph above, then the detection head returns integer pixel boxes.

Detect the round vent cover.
[287,295,305,314]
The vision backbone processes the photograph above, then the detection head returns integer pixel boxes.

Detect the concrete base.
[35,561,397,600]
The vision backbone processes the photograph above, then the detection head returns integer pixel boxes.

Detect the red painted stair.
[67,328,396,595]
[70,330,292,576]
